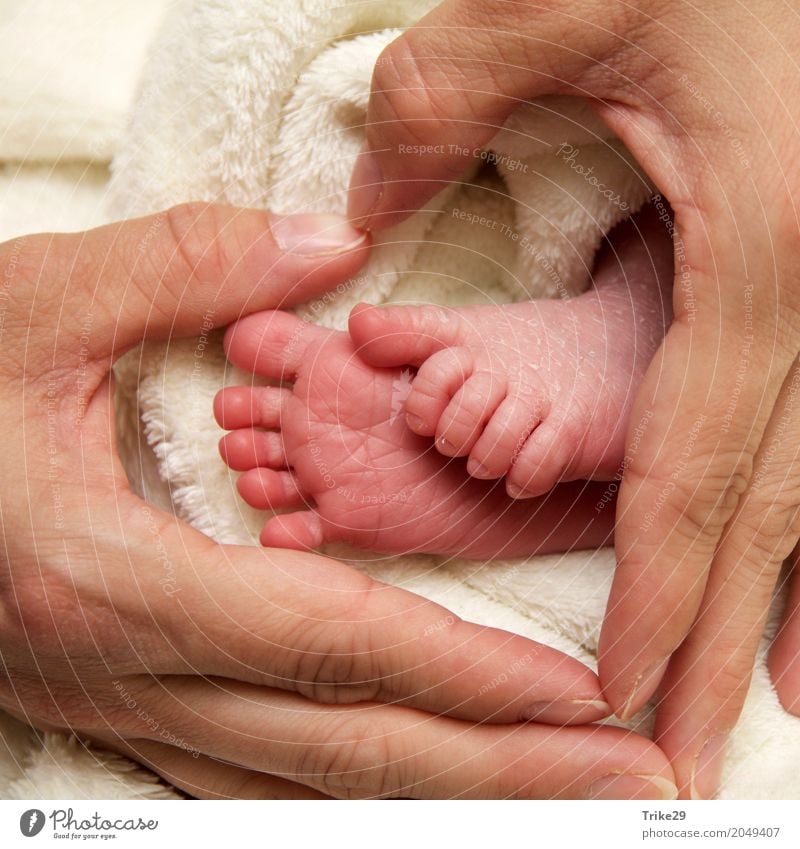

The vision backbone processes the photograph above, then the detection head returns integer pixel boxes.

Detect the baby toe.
[214,386,291,430]
[237,468,310,510]
[349,302,465,367]
[467,395,543,479]
[405,346,475,440]
[218,428,288,471]
[506,420,578,498]
[436,371,506,457]
[223,310,330,380]
[260,510,326,550]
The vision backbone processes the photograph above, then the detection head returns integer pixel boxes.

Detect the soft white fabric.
[1,0,798,801]
[0,0,169,162]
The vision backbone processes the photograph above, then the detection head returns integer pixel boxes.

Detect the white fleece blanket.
[2,0,799,800]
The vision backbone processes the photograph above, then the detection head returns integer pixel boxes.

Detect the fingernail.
[406,414,426,432]
[467,459,492,479]
[271,214,367,256]
[348,145,383,227]
[523,699,611,725]
[619,657,669,720]
[690,734,727,800]
[507,483,535,500]
[586,774,678,801]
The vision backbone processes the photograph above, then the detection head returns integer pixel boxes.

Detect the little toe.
[506,421,577,499]
[436,371,507,457]
[261,510,325,550]
[237,469,310,510]
[223,310,330,380]
[214,386,291,430]
[349,302,465,367]
[405,347,475,440]
[218,428,288,471]
[468,395,544,479]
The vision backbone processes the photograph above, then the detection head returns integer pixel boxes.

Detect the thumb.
[348,0,638,230]
[26,203,369,365]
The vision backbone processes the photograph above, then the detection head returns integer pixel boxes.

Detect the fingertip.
[347,145,383,230]
[601,655,669,722]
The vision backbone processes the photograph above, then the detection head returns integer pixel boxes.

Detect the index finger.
[122,499,609,726]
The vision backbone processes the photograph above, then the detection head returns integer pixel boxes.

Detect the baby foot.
[348,205,674,499]
[215,310,613,556]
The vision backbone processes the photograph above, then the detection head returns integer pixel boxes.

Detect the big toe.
[224,310,329,380]
[349,302,465,367]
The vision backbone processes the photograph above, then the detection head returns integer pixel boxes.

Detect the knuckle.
[279,573,387,703]
[371,38,438,130]
[163,202,231,291]
[632,451,753,545]
[734,497,800,568]
[705,647,757,709]
[305,713,403,799]
[293,639,381,706]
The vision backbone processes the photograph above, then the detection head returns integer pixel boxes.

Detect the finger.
[653,360,800,797]
[12,205,368,374]
[769,547,800,715]
[98,738,328,799]
[600,256,799,719]
[348,0,634,229]
[120,678,676,800]
[122,504,610,725]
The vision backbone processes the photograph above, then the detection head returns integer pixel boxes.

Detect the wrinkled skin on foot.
[217,310,615,557]
[348,204,674,499]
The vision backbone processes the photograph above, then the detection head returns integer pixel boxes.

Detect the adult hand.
[349,0,800,798]
[0,204,675,799]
